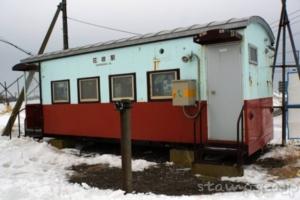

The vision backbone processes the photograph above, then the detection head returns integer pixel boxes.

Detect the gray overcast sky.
[0,0,299,85]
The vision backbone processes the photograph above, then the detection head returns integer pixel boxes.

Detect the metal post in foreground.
[17,79,21,138]
[115,99,133,193]
[4,82,9,107]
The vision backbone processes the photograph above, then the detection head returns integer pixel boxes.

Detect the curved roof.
[21,16,274,63]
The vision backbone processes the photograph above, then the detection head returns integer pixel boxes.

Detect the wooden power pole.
[62,0,69,50]
[2,1,69,136]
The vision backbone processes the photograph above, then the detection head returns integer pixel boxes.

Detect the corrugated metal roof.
[21,16,274,63]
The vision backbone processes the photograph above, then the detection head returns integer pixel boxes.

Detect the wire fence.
[0,75,23,105]
[0,75,24,138]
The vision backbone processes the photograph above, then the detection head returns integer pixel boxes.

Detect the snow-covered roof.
[21,16,274,64]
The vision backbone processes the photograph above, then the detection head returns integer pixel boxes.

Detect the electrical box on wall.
[172,80,196,106]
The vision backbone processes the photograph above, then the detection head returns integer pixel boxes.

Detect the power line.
[293,31,300,36]
[290,14,300,23]
[290,19,300,26]
[272,20,300,32]
[67,17,141,36]
[269,9,300,25]
[0,38,33,56]
[271,15,300,29]
[278,49,299,54]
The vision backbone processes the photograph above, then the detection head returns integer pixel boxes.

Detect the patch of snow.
[0,102,25,136]
[259,145,300,160]
[0,136,163,200]
[221,164,300,200]
[270,115,282,145]
[222,165,273,185]
[273,92,282,107]
[1,102,300,199]
[61,148,155,171]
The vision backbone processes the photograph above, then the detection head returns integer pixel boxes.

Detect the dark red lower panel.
[43,102,208,144]
[40,97,272,156]
[244,97,273,155]
[26,104,43,129]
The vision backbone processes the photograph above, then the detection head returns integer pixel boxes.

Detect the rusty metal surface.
[193,29,243,45]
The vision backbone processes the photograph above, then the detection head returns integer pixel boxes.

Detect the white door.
[206,43,243,141]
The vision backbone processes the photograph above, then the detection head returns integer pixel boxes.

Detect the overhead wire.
[271,15,300,29]
[269,9,300,25]
[67,17,141,36]
[271,19,300,35]
[0,38,33,56]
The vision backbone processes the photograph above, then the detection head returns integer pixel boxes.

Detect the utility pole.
[115,100,133,193]
[2,2,65,136]
[272,0,300,146]
[39,3,62,54]
[62,0,69,49]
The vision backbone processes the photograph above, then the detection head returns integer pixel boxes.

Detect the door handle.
[211,90,216,95]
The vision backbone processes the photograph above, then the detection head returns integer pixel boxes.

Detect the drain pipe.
[192,52,201,101]
[182,52,202,119]
[181,52,203,160]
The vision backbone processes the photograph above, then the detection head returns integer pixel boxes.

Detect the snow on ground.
[273,92,282,107]
[270,115,282,145]
[0,103,25,137]
[0,137,159,200]
[1,102,300,200]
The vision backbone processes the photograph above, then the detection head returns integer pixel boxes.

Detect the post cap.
[115,99,132,111]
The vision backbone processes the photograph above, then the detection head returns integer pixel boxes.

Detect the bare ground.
[255,145,300,179]
[65,142,300,195]
[68,163,256,195]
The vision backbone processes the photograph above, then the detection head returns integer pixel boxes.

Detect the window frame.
[109,73,136,102]
[51,79,70,104]
[248,44,258,65]
[147,69,180,101]
[77,76,100,103]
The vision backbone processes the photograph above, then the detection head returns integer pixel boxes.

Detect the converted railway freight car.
[14,16,274,156]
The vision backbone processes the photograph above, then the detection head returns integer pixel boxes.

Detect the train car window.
[78,77,100,103]
[249,44,258,65]
[51,80,70,104]
[147,69,179,100]
[109,73,136,101]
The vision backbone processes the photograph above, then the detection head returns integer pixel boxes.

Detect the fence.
[0,75,24,138]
